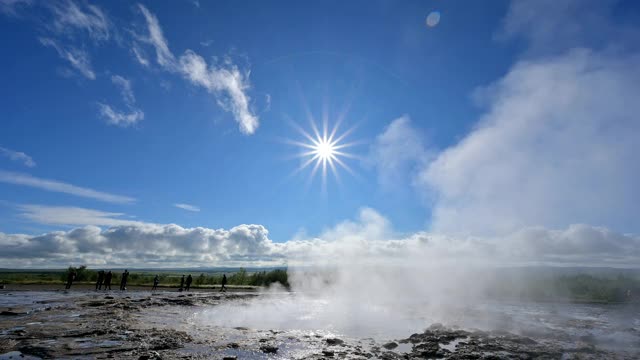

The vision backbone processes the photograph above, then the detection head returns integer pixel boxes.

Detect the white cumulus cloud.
[1,207,639,268]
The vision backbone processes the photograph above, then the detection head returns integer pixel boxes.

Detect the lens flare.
[426,11,441,27]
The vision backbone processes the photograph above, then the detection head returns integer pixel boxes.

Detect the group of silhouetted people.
[179,274,192,291]
[94,270,114,290]
[65,269,229,292]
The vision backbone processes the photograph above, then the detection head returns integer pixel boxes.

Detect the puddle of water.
[73,338,122,349]
[394,342,412,354]
[0,351,41,360]
[222,348,262,359]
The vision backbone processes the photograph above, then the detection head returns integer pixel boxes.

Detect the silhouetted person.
[179,275,185,291]
[65,269,76,290]
[220,274,227,292]
[95,270,105,290]
[104,271,112,290]
[152,275,159,291]
[185,274,193,291]
[120,269,129,290]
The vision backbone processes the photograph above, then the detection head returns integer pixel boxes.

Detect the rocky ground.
[0,288,635,359]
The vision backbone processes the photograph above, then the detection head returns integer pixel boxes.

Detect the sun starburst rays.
[287,118,358,190]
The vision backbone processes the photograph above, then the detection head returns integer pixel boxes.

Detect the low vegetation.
[0,266,289,289]
[485,273,640,303]
[2,267,638,303]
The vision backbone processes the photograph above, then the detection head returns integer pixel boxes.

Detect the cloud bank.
[1,207,638,268]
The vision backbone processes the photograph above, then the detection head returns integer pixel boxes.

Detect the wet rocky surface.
[0,289,637,359]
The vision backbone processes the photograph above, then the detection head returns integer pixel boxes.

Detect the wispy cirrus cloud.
[174,203,200,212]
[0,0,32,16]
[131,46,150,67]
[97,74,145,127]
[18,204,142,227]
[48,0,110,41]
[34,1,111,79]
[39,37,96,80]
[0,171,135,204]
[97,104,144,127]
[135,4,260,135]
[0,146,36,167]
[111,75,135,105]
[136,4,175,68]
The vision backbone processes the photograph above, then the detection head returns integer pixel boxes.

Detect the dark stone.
[326,338,344,346]
[383,342,398,350]
[414,342,440,357]
[137,351,161,360]
[407,333,424,343]
[19,345,52,358]
[260,345,278,354]
[1,310,28,316]
[322,350,335,357]
[379,352,400,360]
[226,342,239,348]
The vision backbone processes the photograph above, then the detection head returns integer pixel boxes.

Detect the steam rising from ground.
[203,268,489,339]
[201,209,510,338]
[200,0,640,336]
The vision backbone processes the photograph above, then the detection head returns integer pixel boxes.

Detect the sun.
[313,137,335,161]
[286,117,358,189]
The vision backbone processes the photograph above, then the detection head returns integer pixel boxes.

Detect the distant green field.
[485,272,640,303]
[2,267,639,303]
[0,267,289,288]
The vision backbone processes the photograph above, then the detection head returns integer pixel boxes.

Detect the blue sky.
[1,0,640,268]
